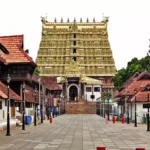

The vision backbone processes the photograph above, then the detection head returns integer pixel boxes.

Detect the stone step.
[65,102,96,114]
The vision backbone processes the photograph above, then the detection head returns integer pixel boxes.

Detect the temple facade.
[36,17,116,102]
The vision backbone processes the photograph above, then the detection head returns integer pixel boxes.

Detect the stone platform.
[65,99,96,114]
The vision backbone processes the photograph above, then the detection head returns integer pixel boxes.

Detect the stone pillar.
[42,85,46,120]
[84,84,86,99]
[79,82,81,100]
[65,82,68,102]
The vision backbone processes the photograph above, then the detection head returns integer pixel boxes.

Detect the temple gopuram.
[36,17,116,105]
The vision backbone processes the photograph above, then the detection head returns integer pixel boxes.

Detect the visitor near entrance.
[75,96,77,102]
[50,105,54,118]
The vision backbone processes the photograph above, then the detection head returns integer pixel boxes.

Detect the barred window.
[94,87,100,92]
[86,87,91,92]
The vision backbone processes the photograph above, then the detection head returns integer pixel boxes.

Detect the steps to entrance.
[65,101,96,114]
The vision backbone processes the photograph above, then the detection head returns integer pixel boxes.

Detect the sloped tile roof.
[0,35,36,66]
[32,74,61,91]
[119,72,139,91]
[41,76,61,90]
[121,80,150,95]
[131,90,150,102]
[24,85,39,103]
[0,90,7,99]
[0,81,21,100]
[116,70,150,103]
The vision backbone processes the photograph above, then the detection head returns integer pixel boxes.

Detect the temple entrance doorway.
[69,86,78,101]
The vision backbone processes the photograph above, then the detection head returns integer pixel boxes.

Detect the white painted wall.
[128,103,148,123]
[0,100,3,120]
[25,105,34,123]
[117,102,149,123]
[85,85,101,101]
[0,100,12,120]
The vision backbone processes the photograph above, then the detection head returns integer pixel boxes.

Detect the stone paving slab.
[0,114,150,150]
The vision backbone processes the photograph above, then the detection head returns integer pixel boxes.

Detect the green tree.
[34,68,40,75]
[113,55,150,90]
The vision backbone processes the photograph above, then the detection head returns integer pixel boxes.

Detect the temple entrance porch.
[67,83,79,102]
[69,85,78,102]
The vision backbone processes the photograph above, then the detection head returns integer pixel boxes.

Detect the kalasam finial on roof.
[73,17,76,23]
[86,17,89,23]
[54,18,57,23]
[67,18,70,23]
[61,17,63,23]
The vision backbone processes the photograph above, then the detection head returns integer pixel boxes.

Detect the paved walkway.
[0,114,150,150]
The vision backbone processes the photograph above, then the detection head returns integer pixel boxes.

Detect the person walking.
[47,107,50,120]
[50,105,54,118]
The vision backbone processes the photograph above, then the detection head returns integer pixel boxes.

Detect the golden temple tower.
[36,17,116,104]
[36,17,116,77]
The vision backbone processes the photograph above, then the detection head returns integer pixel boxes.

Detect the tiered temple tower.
[36,17,116,102]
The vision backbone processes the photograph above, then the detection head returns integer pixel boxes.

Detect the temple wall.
[84,85,101,101]
[65,102,96,114]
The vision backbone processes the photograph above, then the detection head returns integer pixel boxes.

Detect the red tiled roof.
[0,81,21,100]
[136,70,150,81]
[121,80,150,95]
[131,90,150,102]
[0,35,36,66]
[0,90,7,99]
[24,85,39,103]
[119,72,139,91]
[32,74,61,91]
[116,70,150,103]
[41,76,61,90]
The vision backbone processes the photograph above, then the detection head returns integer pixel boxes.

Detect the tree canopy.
[113,56,150,90]
[34,68,40,75]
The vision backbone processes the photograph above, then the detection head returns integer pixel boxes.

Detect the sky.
[0,0,150,70]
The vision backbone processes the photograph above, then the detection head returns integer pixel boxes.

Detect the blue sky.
[0,0,150,70]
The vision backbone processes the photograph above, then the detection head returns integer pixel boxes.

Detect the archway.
[69,86,78,101]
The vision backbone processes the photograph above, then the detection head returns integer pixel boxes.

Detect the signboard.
[91,95,95,99]
[143,104,150,108]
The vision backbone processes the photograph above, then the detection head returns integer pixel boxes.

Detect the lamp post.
[103,92,111,120]
[134,88,137,127]
[6,74,11,136]
[41,93,43,124]
[64,96,66,114]
[126,91,130,124]
[22,82,25,130]
[38,78,43,124]
[103,98,105,118]
[58,95,60,115]
[34,87,37,126]
[147,85,150,131]
[107,93,111,121]
[108,94,110,121]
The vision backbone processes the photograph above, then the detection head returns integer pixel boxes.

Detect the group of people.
[46,105,59,119]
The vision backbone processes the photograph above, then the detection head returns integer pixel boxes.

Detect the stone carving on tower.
[36,17,116,79]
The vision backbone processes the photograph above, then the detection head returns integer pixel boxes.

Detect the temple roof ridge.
[41,16,109,24]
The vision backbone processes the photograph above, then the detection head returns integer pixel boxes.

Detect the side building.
[36,17,116,103]
[0,35,61,122]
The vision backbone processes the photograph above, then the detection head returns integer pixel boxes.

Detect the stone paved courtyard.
[0,114,150,150]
